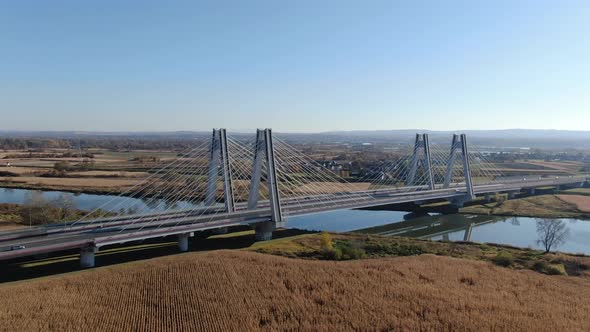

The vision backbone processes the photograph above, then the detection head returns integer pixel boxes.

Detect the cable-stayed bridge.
[0,129,587,267]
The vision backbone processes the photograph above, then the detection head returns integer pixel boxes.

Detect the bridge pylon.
[248,128,284,240]
[406,133,435,190]
[443,133,475,200]
[205,128,235,212]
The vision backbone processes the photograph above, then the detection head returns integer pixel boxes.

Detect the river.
[2,188,590,255]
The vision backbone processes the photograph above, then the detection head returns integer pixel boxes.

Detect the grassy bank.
[249,232,590,278]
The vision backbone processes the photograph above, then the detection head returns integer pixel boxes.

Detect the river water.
[2,188,590,255]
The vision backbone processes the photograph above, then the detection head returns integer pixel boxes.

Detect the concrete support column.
[255,222,275,241]
[178,233,189,252]
[508,191,518,199]
[484,193,493,202]
[528,188,536,195]
[80,246,97,268]
[450,197,467,208]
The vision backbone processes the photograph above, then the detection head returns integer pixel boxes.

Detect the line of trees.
[19,192,78,225]
[0,137,206,151]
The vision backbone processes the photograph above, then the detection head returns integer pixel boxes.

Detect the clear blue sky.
[0,0,589,132]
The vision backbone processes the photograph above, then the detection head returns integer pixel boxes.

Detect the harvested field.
[67,170,148,178]
[0,167,45,175]
[1,251,590,331]
[557,195,590,213]
[0,221,26,231]
[526,161,584,172]
[0,176,141,189]
[460,194,588,218]
[293,182,371,194]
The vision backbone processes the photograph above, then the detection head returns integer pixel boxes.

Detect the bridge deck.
[0,175,586,262]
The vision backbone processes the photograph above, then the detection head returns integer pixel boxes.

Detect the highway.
[0,175,586,263]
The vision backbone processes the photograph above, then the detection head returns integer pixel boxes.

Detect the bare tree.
[536,218,569,253]
[20,191,53,226]
[53,193,77,221]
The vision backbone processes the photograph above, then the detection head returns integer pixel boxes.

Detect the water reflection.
[356,214,499,240]
[1,187,590,255]
[353,214,590,255]
[0,187,197,213]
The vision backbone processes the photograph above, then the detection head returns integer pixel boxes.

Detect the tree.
[20,191,54,226]
[53,193,77,221]
[53,161,71,176]
[19,192,79,225]
[536,218,569,253]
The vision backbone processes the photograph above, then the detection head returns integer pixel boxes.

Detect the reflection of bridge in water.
[355,214,504,242]
[0,128,587,268]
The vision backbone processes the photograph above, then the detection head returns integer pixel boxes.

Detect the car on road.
[10,245,26,251]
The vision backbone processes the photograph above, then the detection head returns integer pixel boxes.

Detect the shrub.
[492,252,514,267]
[363,242,425,257]
[321,247,342,260]
[320,240,366,260]
[320,232,333,251]
[340,246,367,260]
[546,264,567,276]
[533,260,549,273]
[532,260,568,275]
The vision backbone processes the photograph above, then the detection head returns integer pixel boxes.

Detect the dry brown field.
[0,176,142,189]
[526,160,583,172]
[0,167,46,175]
[1,250,589,331]
[461,194,587,218]
[67,170,148,177]
[0,221,26,231]
[292,182,371,194]
[557,194,590,213]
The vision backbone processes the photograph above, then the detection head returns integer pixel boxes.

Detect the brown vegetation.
[292,182,371,194]
[0,176,141,189]
[460,194,589,218]
[557,194,590,213]
[0,250,589,331]
[252,232,590,278]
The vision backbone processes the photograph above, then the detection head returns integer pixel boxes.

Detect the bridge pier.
[178,233,190,252]
[212,227,228,235]
[450,195,471,209]
[254,222,275,241]
[528,188,536,195]
[484,193,493,203]
[80,246,97,268]
[507,191,519,199]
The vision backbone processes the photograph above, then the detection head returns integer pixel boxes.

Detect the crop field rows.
[1,250,590,331]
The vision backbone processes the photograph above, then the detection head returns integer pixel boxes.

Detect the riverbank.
[1,231,589,331]
[459,194,590,219]
[0,202,108,231]
[248,231,590,277]
[0,180,129,196]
